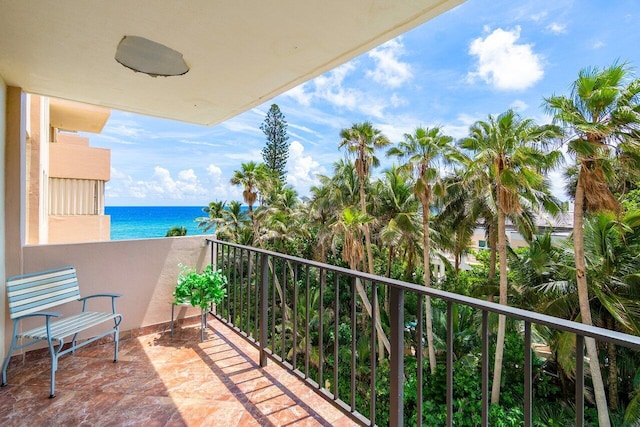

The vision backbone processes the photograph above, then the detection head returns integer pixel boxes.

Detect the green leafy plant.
[173,264,227,309]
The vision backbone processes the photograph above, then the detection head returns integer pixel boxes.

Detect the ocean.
[106,206,210,240]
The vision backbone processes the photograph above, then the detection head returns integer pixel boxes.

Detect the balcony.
[2,236,640,426]
[0,317,355,426]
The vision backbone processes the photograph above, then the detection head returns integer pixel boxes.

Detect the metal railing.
[206,238,640,427]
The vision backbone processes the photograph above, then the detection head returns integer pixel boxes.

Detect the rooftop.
[0,318,356,427]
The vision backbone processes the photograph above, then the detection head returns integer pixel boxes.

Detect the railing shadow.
[186,318,338,426]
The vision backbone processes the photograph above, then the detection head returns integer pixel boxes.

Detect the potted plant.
[173,264,227,309]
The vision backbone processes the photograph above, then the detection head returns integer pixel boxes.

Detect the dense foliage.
[197,63,640,425]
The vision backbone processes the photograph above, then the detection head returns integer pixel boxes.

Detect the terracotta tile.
[0,318,361,427]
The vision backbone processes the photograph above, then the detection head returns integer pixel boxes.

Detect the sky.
[83,0,640,207]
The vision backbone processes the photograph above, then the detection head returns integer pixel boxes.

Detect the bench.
[1,266,123,398]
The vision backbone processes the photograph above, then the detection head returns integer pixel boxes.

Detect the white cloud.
[285,85,313,107]
[390,93,408,108]
[366,38,413,88]
[468,26,544,90]
[546,22,567,34]
[313,63,359,109]
[105,121,145,139]
[442,113,483,139]
[591,40,605,49]
[530,11,548,22]
[284,62,391,117]
[179,140,222,147]
[286,141,323,193]
[510,99,529,111]
[116,166,208,200]
[206,164,222,179]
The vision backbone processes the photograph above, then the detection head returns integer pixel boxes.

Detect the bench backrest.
[6,266,80,319]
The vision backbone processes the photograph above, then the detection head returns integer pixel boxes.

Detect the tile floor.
[0,318,358,426]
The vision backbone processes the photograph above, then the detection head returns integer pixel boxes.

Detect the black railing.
[206,238,640,427]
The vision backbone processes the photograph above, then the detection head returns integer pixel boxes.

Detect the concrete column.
[0,77,6,359]
[3,86,26,354]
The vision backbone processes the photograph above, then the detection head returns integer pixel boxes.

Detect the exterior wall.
[0,76,7,359]
[49,142,110,181]
[48,215,110,243]
[25,95,49,244]
[3,86,26,360]
[4,235,213,353]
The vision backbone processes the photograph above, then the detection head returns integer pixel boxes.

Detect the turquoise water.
[106,206,209,240]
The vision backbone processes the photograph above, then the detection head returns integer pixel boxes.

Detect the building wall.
[49,142,110,181]
[3,86,26,360]
[47,214,110,243]
[3,235,212,353]
[0,76,7,359]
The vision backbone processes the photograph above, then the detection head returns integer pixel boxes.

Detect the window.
[49,178,105,215]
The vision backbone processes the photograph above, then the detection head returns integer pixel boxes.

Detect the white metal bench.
[1,266,123,398]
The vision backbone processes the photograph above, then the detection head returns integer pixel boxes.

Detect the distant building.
[25,94,111,244]
[434,209,574,274]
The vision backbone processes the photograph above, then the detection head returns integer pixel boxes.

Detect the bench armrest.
[13,311,62,321]
[79,293,122,313]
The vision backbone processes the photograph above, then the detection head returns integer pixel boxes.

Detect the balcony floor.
[0,318,357,426]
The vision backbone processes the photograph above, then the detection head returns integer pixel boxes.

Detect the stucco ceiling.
[0,0,463,126]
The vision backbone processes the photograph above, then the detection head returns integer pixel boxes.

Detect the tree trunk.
[422,200,437,374]
[360,175,385,361]
[488,227,497,281]
[574,174,611,427]
[491,207,508,404]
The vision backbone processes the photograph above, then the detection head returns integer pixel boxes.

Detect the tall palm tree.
[388,126,456,374]
[546,63,640,426]
[460,109,562,404]
[339,122,391,275]
[339,122,391,359]
[332,208,390,355]
[230,161,267,243]
[582,211,640,411]
[374,166,420,280]
[433,174,480,276]
[223,200,250,243]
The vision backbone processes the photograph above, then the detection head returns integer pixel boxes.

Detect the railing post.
[210,239,217,268]
[390,285,404,427]
[575,335,584,427]
[259,253,269,367]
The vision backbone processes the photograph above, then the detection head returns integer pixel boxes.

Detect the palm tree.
[332,208,390,355]
[223,200,250,243]
[257,186,304,253]
[387,126,456,374]
[374,166,420,280]
[432,174,479,276]
[581,211,640,411]
[338,122,391,275]
[165,226,188,237]
[230,161,267,243]
[545,63,640,426]
[339,122,391,359]
[196,200,226,233]
[460,109,562,404]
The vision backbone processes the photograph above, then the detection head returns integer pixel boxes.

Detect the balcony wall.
[49,142,110,181]
[3,235,211,353]
[47,214,110,243]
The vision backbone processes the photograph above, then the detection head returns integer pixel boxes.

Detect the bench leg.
[1,323,20,386]
[47,337,63,398]
[113,327,120,363]
[49,353,57,398]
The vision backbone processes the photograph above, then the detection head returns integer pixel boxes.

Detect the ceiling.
[0,0,463,126]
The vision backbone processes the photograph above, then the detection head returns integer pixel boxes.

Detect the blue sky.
[85,0,640,206]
